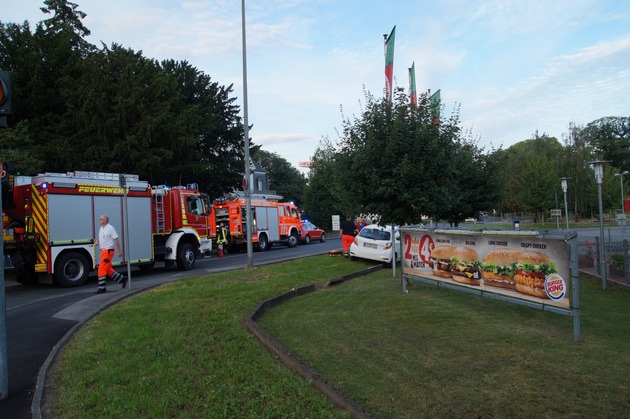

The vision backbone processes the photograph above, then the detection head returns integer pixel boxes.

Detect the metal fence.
[578,235,630,284]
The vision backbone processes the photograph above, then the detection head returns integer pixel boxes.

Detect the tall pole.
[622,173,626,238]
[615,171,628,238]
[561,178,570,230]
[588,161,610,290]
[242,0,253,268]
[120,175,132,289]
[597,181,606,289]
[0,175,8,399]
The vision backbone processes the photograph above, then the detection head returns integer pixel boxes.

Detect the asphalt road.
[0,238,342,419]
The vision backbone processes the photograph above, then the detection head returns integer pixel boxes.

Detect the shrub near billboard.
[401,228,571,309]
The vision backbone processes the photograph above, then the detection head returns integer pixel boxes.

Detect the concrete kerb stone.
[245,264,384,419]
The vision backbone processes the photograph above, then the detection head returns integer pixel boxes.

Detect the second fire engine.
[213,192,302,251]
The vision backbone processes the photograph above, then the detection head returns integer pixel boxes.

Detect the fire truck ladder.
[153,187,166,233]
[228,191,284,201]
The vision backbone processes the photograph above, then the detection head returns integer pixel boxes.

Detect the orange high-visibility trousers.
[342,235,355,253]
[98,249,117,278]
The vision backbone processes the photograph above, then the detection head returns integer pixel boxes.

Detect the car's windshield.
[360,228,390,241]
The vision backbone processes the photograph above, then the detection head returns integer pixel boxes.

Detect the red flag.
[409,62,417,107]
[384,26,396,102]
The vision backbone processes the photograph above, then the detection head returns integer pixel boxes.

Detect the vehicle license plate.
[364,242,377,249]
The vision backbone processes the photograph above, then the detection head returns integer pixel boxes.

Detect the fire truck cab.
[213,192,301,251]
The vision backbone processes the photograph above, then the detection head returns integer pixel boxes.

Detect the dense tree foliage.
[302,139,346,229]
[0,0,248,198]
[580,117,630,171]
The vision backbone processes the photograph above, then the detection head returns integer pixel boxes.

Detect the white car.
[349,224,400,264]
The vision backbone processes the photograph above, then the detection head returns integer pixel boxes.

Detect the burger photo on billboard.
[513,251,559,298]
[449,247,482,285]
[481,248,519,290]
[430,245,455,278]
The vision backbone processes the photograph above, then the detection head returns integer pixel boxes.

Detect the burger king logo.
[544,273,566,301]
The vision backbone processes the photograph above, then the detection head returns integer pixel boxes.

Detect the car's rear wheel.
[320,233,326,243]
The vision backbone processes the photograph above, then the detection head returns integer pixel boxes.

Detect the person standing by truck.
[339,215,356,257]
[94,215,127,294]
[216,222,228,257]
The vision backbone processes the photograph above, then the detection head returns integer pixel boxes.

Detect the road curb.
[31,285,151,419]
[245,264,384,418]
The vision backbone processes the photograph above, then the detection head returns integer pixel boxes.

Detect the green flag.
[409,62,417,107]
[430,89,441,124]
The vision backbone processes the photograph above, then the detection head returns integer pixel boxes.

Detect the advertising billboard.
[401,228,572,310]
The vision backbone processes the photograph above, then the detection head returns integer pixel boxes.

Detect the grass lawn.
[260,270,630,418]
[46,255,630,418]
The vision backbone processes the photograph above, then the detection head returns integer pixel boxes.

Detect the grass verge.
[47,255,630,417]
[47,255,371,418]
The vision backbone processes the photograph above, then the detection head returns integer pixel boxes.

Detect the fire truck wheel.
[257,234,269,251]
[287,232,298,248]
[176,242,196,270]
[54,252,89,287]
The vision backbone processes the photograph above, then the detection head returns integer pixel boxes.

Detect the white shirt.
[98,223,119,250]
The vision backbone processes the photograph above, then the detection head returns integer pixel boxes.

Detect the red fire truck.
[212,192,301,251]
[1,164,213,287]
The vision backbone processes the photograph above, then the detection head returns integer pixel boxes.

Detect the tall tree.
[311,88,494,226]
[580,116,630,171]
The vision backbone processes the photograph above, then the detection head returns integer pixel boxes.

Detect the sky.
[3,0,630,172]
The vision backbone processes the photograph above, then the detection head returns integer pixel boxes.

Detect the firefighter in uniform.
[216,222,228,257]
[94,215,128,294]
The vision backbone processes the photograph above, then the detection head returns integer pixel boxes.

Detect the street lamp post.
[561,177,571,230]
[587,160,611,290]
[241,0,253,268]
[614,171,628,237]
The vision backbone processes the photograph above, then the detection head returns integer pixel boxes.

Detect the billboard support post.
[569,233,581,342]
